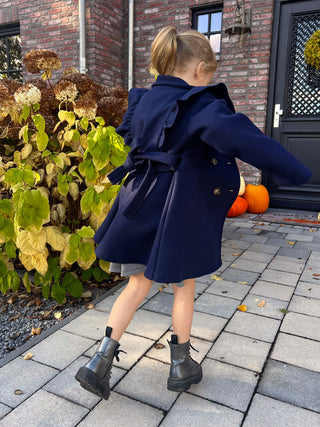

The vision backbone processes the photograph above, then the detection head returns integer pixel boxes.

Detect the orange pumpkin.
[227,196,248,217]
[243,184,269,214]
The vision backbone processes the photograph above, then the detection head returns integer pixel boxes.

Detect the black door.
[264,0,320,210]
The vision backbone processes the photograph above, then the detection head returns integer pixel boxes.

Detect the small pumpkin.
[243,184,269,214]
[227,196,248,217]
[238,175,246,196]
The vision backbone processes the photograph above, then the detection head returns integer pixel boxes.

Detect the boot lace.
[115,347,127,362]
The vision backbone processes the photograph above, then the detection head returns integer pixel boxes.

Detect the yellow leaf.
[69,182,79,200]
[28,229,47,252]
[31,327,42,335]
[211,275,223,281]
[99,259,110,273]
[258,300,266,307]
[286,241,295,245]
[16,230,37,256]
[21,143,33,159]
[80,134,88,149]
[77,256,96,270]
[46,163,55,175]
[31,252,48,276]
[254,298,260,302]
[14,389,23,395]
[19,252,34,271]
[46,226,66,251]
[238,281,247,285]
[54,312,62,319]
[23,352,34,360]
[237,304,247,312]
[85,302,95,309]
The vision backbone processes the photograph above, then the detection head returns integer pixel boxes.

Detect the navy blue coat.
[94,75,312,283]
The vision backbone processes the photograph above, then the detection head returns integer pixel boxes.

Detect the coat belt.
[107,150,180,218]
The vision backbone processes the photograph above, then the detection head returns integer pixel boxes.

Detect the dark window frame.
[192,5,223,60]
[0,22,22,80]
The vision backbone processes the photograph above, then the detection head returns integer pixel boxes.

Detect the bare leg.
[171,278,195,343]
[107,272,152,341]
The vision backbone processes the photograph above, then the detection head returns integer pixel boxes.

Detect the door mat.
[256,209,320,227]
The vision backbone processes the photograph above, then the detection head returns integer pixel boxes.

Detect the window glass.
[211,12,222,32]
[192,6,223,58]
[198,14,209,33]
[0,25,22,80]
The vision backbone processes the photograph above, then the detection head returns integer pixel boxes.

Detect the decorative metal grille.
[285,13,320,118]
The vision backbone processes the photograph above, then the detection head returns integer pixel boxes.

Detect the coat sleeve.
[188,98,312,186]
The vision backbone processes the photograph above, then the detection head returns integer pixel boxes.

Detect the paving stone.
[146,331,211,364]
[162,393,243,427]
[295,281,320,299]
[280,312,320,341]
[248,243,280,255]
[221,268,259,285]
[78,391,164,427]
[300,261,320,284]
[259,230,286,238]
[275,225,295,233]
[196,273,214,284]
[207,332,271,372]
[0,389,88,427]
[25,330,95,370]
[239,250,274,263]
[215,260,233,275]
[273,254,306,264]
[241,294,287,320]
[194,292,240,319]
[222,231,242,240]
[205,279,251,300]
[114,357,177,410]
[243,394,320,427]
[249,280,294,301]
[267,259,304,274]
[310,250,320,261]
[225,312,280,342]
[255,223,279,231]
[230,220,257,228]
[190,311,228,341]
[125,309,171,340]
[0,403,12,419]
[288,295,320,317]
[141,291,173,315]
[235,227,261,235]
[285,233,314,242]
[271,333,320,372]
[221,247,244,262]
[277,246,310,259]
[260,269,299,287]
[222,239,251,250]
[43,355,125,408]
[258,359,320,412]
[239,234,269,244]
[295,241,320,251]
[229,258,268,273]
[62,309,108,340]
[190,359,258,412]
[266,237,296,247]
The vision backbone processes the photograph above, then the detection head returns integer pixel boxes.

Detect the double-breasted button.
[213,188,221,196]
[211,157,218,166]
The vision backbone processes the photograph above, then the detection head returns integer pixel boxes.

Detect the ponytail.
[150,26,178,75]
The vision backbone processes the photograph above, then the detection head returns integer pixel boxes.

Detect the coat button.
[211,157,218,165]
[213,188,221,196]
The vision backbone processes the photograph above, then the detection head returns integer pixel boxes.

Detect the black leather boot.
[167,334,202,392]
[75,326,122,400]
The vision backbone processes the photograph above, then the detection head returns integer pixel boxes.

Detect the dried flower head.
[54,80,78,102]
[0,84,15,119]
[62,67,79,76]
[27,77,48,90]
[74,97,97,120]
[23,49,62,74]
[63,73,94,94]
[38,86,58,116]
[14,83,41,107]
[0,78,23,94]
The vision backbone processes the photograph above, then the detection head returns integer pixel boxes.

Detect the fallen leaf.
[85,302,95,309]
[154,343,165,350]
[254,298,260,302]
[231,263,236,267]
[237,304,247,312]
[258,300,266,307]
[211,275,223,281]
[9,313,21,321]
[233,253,241,256]
[286,241,295,245]
[14,389,23,395]
[279,308,289,314]
[31,327,42,335]
[222,290,228,294]
[158,287,163,292]
[237,281,247,285]
[81,290,92,299]
[312,273,320,277]
[54,312,62,320]
[8,295,18,304]
[23,352,34,360]
[230,244,236,247]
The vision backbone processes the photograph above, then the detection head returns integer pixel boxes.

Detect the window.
[0,23,22,80]
[192,6,223,59]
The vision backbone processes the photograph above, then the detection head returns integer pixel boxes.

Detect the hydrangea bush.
[0,49,129,303]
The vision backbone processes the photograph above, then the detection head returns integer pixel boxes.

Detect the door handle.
[273,104,283,128]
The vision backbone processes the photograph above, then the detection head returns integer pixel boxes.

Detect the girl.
[75,27,311,399]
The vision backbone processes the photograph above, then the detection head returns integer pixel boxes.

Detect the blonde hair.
[150,26,217,76]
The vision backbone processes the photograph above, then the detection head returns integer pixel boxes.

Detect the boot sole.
[167,370,203,392]
[75,367,111,400]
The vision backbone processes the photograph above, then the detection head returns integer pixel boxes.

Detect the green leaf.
[0,214,4,230]
[81,267,93,281]
[32,114,46,133]
[79,241,95,263]
[1,276,9,294]
[34,271,43,286]
[77,226,95,238]
[42,149,51,158]
[279,308,290,314]
[2,219,15,239]
[69,233,81,248]
[67,278,83,298]
[23,124,29,143]
[79,157,98,183]
[19,105,31,123]
[52,265,61,285]
[51,283,66,303]
[0,199,12,215]
[42,283,50,300]
[95,117,105,126]
[5,168,23,185]
[57,174,69,196]
[36,131,49,151]
[80,117,89,131]
[93,267,109,282]
[47,257,59,269]
[80,187,95,214]
[0,260,7,278]
[5,241,16,258]
[54,155,64,169]
[22,272,32,293]
[7,270,20,291]
[66,246,80,264]
[61,225,71,233]
[33,102,40,112]
[58,110,75,127]
[22,169,35,186]
[100,185,121,204]
[16,189,50,231]
[62,272,75,288]
[87,126,111,171]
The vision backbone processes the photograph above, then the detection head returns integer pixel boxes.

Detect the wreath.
[304,29,320,70]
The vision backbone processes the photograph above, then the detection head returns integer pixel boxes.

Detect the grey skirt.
[109,262,185,287]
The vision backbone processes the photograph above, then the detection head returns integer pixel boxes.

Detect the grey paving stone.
[258,359,320,412]
[43,355,125,408]
[162,393,243,427]
[207,332,271,372]
[78,391,164,427]
[205,279,251,300]
[114,357,177,410]
[273,254,306,264]
[146,331,211,364]
[271,332,320,372]
[280,312,320,341]
[222,231,242,240]
[239,250,274,263]
[295,241,320,251]
[0,358,58,408]
[190,359,258,412]
[229,221,257,228]
[239,234,269,244]
[215,260,233,275]
[196,273,214,284]
[312,236,320,243]
[241,294,287,320]
[248,243,280,255]
[194,292,240,319]
[222,239,251,250]
[0,389,88,427]
[266,237,296,247]
[235,227,261,235]
[300,261,320,284]
[125,309,171,340]
[254,223,279,231]
[225,312,280,342]
[229,258,268,273]
[243,394,320,427]
[260,269,300,287]
[286,233,314,242]
[141,291,173,315]
[190,311,228,341]
[62,309,108,340]
[295,281,320,300]
[0,403,12,419]
[221,268,259,285]
[259,230,286,238]
[275,225,295,233]
[221,247,244,262]
[267,259,304,274]
[310,250,320,261]
[25,330,95,370]
[250,280,294,301]
[288,295,320,317]
[277,246,310,259]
